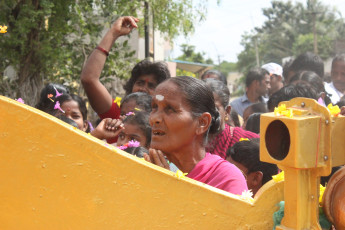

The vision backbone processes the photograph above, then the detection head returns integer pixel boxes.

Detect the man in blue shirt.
[230,68,270,117]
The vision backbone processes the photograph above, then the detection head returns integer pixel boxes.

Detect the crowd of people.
[30,16,345,197]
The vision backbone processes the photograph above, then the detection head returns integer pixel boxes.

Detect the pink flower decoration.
[16,98,24,104]
[126,112,135,116]
[118,145,127,150]
[54,101,65,113]
[128,140,140,148]
[54,86,63,98]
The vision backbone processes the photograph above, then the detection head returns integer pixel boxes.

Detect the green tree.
[176,44,214,77]
[178,44,214,64]
[237,0,345,73]
[0,0,212,105]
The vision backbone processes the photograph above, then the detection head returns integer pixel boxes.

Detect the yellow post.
[260,97,345,230]
[276,168,321,230]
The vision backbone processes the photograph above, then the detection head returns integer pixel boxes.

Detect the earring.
[225,116,229,121]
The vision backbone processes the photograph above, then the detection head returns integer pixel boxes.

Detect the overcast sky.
[171,0,345,63]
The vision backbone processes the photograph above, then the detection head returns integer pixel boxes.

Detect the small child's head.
[123,146,148,158]
[50,94,89,132]
[245,113,262,134]
[120,92,152,116]
[117,111,151,148]
[56,115,79,129]
[36,83,69,112]
[226,138,278,195]
[242,102,267,128]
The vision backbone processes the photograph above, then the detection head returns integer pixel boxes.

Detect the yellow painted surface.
[0,96,284,229]
[261,97,345,230]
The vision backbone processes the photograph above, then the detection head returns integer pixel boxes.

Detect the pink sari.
[187,153,247,194]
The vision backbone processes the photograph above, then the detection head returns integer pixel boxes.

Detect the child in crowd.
[55,115,78,129]
[226,138,278,196]
[46,93,121,141]
[245,113,262,134]
[120,92,152,116]
[242,102,267,129]
[123,146,148,158]
[35,83,69,112]
[100,92,152,144]
[48,94,90,132]
[116,111,151,149]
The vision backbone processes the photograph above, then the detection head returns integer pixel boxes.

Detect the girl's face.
[60,100,87,131]
[116,123,148,148]
[149,81,199,154]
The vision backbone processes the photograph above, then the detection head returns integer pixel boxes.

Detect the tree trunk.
[15,0,44,106]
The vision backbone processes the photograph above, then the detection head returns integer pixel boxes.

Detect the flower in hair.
[117,140,140,150]
[114,97,122,107]
[118,145,128,150]
[239,138,249,142]
[16,98,24,104]
[47,94,54,102]
[128,140,140,147]
[53,86,63,98]
[327,103,340,117]
[0,25,7,33]
[126,112,135,116]
[54,101,65,113]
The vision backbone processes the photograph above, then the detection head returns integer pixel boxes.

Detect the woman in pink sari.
[144,76,247,195]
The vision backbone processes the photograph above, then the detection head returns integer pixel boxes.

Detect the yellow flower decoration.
[238,190,254,203]
[272,171,284,182]
[319,184,325,204]
[175,170,188,179]
[274,104,293,118]
[0,25,7,33]
[134,107,141,111]
[327,103,340,116]
[239,138,249,142]
[114,97,122,107]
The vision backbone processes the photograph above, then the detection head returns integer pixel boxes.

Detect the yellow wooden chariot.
[0,95,344,229]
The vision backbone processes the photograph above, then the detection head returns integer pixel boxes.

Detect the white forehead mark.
[156,95,164,101]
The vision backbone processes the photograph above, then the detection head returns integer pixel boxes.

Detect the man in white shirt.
[325,55,345,104]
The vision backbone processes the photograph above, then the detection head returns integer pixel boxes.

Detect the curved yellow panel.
[0,96,283,229]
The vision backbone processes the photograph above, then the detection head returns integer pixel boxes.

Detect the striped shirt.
[206,124,259,159]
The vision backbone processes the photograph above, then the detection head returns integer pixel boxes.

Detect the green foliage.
[0,0,211,104]
[175,43,214,77]
[177,44,214,64]
[216,61,237,73]
[237,0,345,73]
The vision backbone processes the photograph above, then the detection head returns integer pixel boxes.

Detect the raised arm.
[81,16,139,115]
